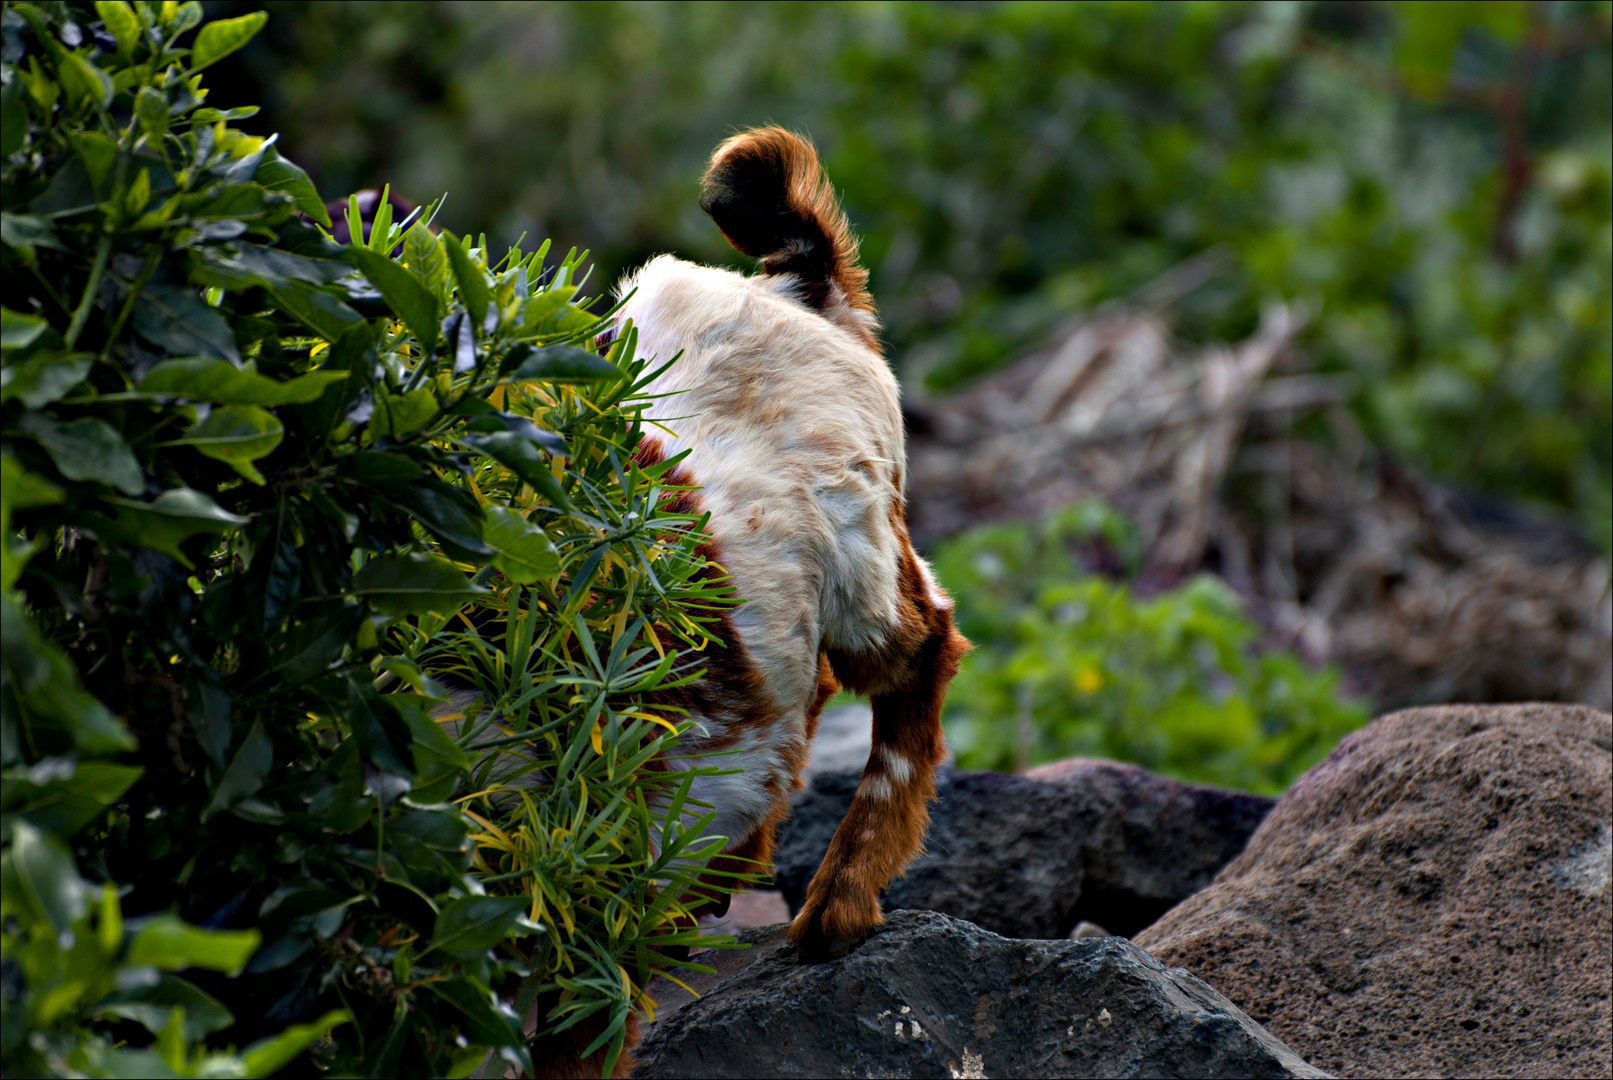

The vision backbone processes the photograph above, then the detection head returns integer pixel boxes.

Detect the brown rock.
[1134,703,1613,1080]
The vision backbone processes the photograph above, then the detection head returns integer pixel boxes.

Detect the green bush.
[935,504,1370,794]
[2,4,736,1076]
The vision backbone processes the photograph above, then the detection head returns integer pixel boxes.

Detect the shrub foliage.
[935,503,1369,795]
[2,4,736,1076]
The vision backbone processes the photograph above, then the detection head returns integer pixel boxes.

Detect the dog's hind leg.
[790,533,969,960]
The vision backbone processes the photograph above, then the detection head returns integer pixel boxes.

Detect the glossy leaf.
[352,553,486,616]
[442,232,490,328]
[190,12,269,72]
[1,306,49,350]
[256,145,331,226]
[134,284,241,362]
[200,721,273,823]
[1,759,144,838]
[481,504,559,584]
[350,246,440,353]
[500,344,623,384]
[19,413,144,495]
[172,405,284,484]
[137,358,348,405]
[1,821,87,934]
[0,352,93,408]
[428,896,530,959]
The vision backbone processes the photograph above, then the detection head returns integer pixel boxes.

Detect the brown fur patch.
[700,126,874,319]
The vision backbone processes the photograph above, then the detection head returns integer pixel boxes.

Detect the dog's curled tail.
[699,126,872,314]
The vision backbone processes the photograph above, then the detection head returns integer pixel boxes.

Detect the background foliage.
[2,4,735,1076]
[204,0,1612,549]
[934,504,1369,794]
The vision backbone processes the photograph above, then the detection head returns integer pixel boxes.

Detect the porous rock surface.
[631,910,1329,1079]
[1134,703,1613,1079]
[774,761,1274,938]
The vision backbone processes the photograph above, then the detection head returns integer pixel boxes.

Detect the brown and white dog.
[529,127,968,1076]
[615,126,968,959]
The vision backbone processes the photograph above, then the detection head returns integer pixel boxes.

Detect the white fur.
[615,256,905,699]
[610,255,909,844]
[858,774,894,802]
[880,745,914,786]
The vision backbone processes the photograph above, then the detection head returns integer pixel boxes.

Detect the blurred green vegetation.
[205,0,1613,548]
[933,504,1370,794]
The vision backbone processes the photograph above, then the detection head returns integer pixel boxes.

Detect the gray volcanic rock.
[773,761,1274,938]
[1135,704,1613,1080]
[632,910,1328,1079]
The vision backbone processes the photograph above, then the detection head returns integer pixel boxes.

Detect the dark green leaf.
[428,897,530,960]
[137,358,348,405]
[353,553,486,616]
[19,413,144,495]
[193,243,351,292]
[171,404,283,484]
[0,352,92,408]
[185,668,231,766]
[1,213,66,263]
[428,980,528,1067]
[341,451,421,489]
[442,232,490,328]
[27,157,100,218]
[98,975,235,1042]
[1,758,143,837]
[201,720,273,822]
[190,11,268,71]
[0,595,134,755]
[481,505,558,585]
[1,306,50,351]
[457,431,572,510]
[270,605,364,684]
[390,481,491,559]
[349,246,440,353]
[134,284,241,362]
[107,487,247,567]
[0,79,24,158]
[0,821,87,934]
[256,145,329,226]
[501,344,623,384]
[267,281,364,342]
[258,878,350,926]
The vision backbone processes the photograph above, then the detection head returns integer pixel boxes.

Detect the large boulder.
[1134,704,1613,1079]
[632,910,1329,1079]
[774,761,1274,938]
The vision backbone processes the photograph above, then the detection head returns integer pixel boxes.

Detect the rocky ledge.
[632,910,1328,1079]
